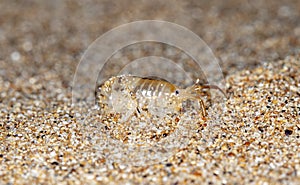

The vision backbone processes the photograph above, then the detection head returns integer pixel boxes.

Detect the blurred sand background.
[0,0,300,184]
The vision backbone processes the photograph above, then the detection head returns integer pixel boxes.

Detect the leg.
[198,98,207,117]
[199,84,227,98]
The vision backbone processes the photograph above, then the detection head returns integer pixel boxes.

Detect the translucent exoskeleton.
[96,75,226,122]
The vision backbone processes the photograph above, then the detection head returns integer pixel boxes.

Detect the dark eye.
[175,90,179,95]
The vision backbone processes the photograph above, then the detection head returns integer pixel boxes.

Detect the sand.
[0,1,300,184]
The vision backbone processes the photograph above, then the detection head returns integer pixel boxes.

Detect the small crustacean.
[96,75,226,122]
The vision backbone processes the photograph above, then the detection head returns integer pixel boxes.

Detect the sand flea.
[96,75,226,122]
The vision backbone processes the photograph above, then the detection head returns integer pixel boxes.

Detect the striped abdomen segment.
[130,77,176,98]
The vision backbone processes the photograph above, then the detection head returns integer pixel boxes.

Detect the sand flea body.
[96,75,225,122]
